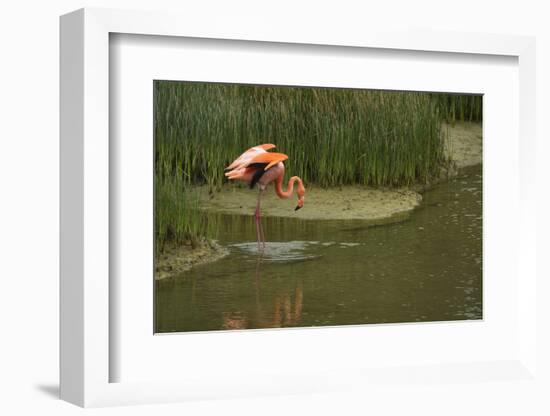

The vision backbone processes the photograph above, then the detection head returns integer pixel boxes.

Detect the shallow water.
[155,165,482,332]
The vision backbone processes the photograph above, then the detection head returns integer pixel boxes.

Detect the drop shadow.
[34,383,59,399]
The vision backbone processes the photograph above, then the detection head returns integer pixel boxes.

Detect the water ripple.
[229,240,361,263]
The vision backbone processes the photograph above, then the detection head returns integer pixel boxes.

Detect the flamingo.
[224,144,306,251]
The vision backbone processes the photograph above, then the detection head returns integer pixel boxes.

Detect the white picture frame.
[60,7,538,408]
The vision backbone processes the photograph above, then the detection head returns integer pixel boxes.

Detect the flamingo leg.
[254,208,261,251]
[255,189,266,253]
[259,219,266,251]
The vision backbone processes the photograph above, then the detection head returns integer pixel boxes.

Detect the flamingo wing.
[255,144,277,151]
[224,145,286,188]
[245,152,288,171]
[225,143,276,172]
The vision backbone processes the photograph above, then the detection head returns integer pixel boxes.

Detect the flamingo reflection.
[222,256,303,330]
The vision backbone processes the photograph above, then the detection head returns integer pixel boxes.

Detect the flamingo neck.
[275,175,302,199]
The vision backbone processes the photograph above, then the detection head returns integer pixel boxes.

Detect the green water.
[155,165,482,333]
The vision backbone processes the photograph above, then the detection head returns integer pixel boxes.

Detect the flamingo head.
[295,183,306,211]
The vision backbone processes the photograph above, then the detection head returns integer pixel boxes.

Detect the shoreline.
[443,121,482,170]
[155,240,229,280]
[199,184,423,222]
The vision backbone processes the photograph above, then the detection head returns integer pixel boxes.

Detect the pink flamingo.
[225,144,306,251]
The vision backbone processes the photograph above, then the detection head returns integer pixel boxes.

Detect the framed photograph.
[152,80,484,333]
[60,8,538,408]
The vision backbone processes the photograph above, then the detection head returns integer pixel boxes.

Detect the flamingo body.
[225,144,306,251]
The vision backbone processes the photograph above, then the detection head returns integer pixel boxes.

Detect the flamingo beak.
[294,205,302,211]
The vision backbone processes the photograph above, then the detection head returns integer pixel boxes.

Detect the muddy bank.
[444,121,482,168]
[200,185,422,221]
[155,240,229,280]
[417,121,482,190]
[199,122,481,221]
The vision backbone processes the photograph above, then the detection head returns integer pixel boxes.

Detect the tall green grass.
[431,93,483,124]
[155,82,472,188]
[154,81,482,253]
[155,175,219,257]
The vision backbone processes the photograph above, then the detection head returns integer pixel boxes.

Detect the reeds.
[155,175,219,257]
[154,81,482,253]
[431,93,483,124]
